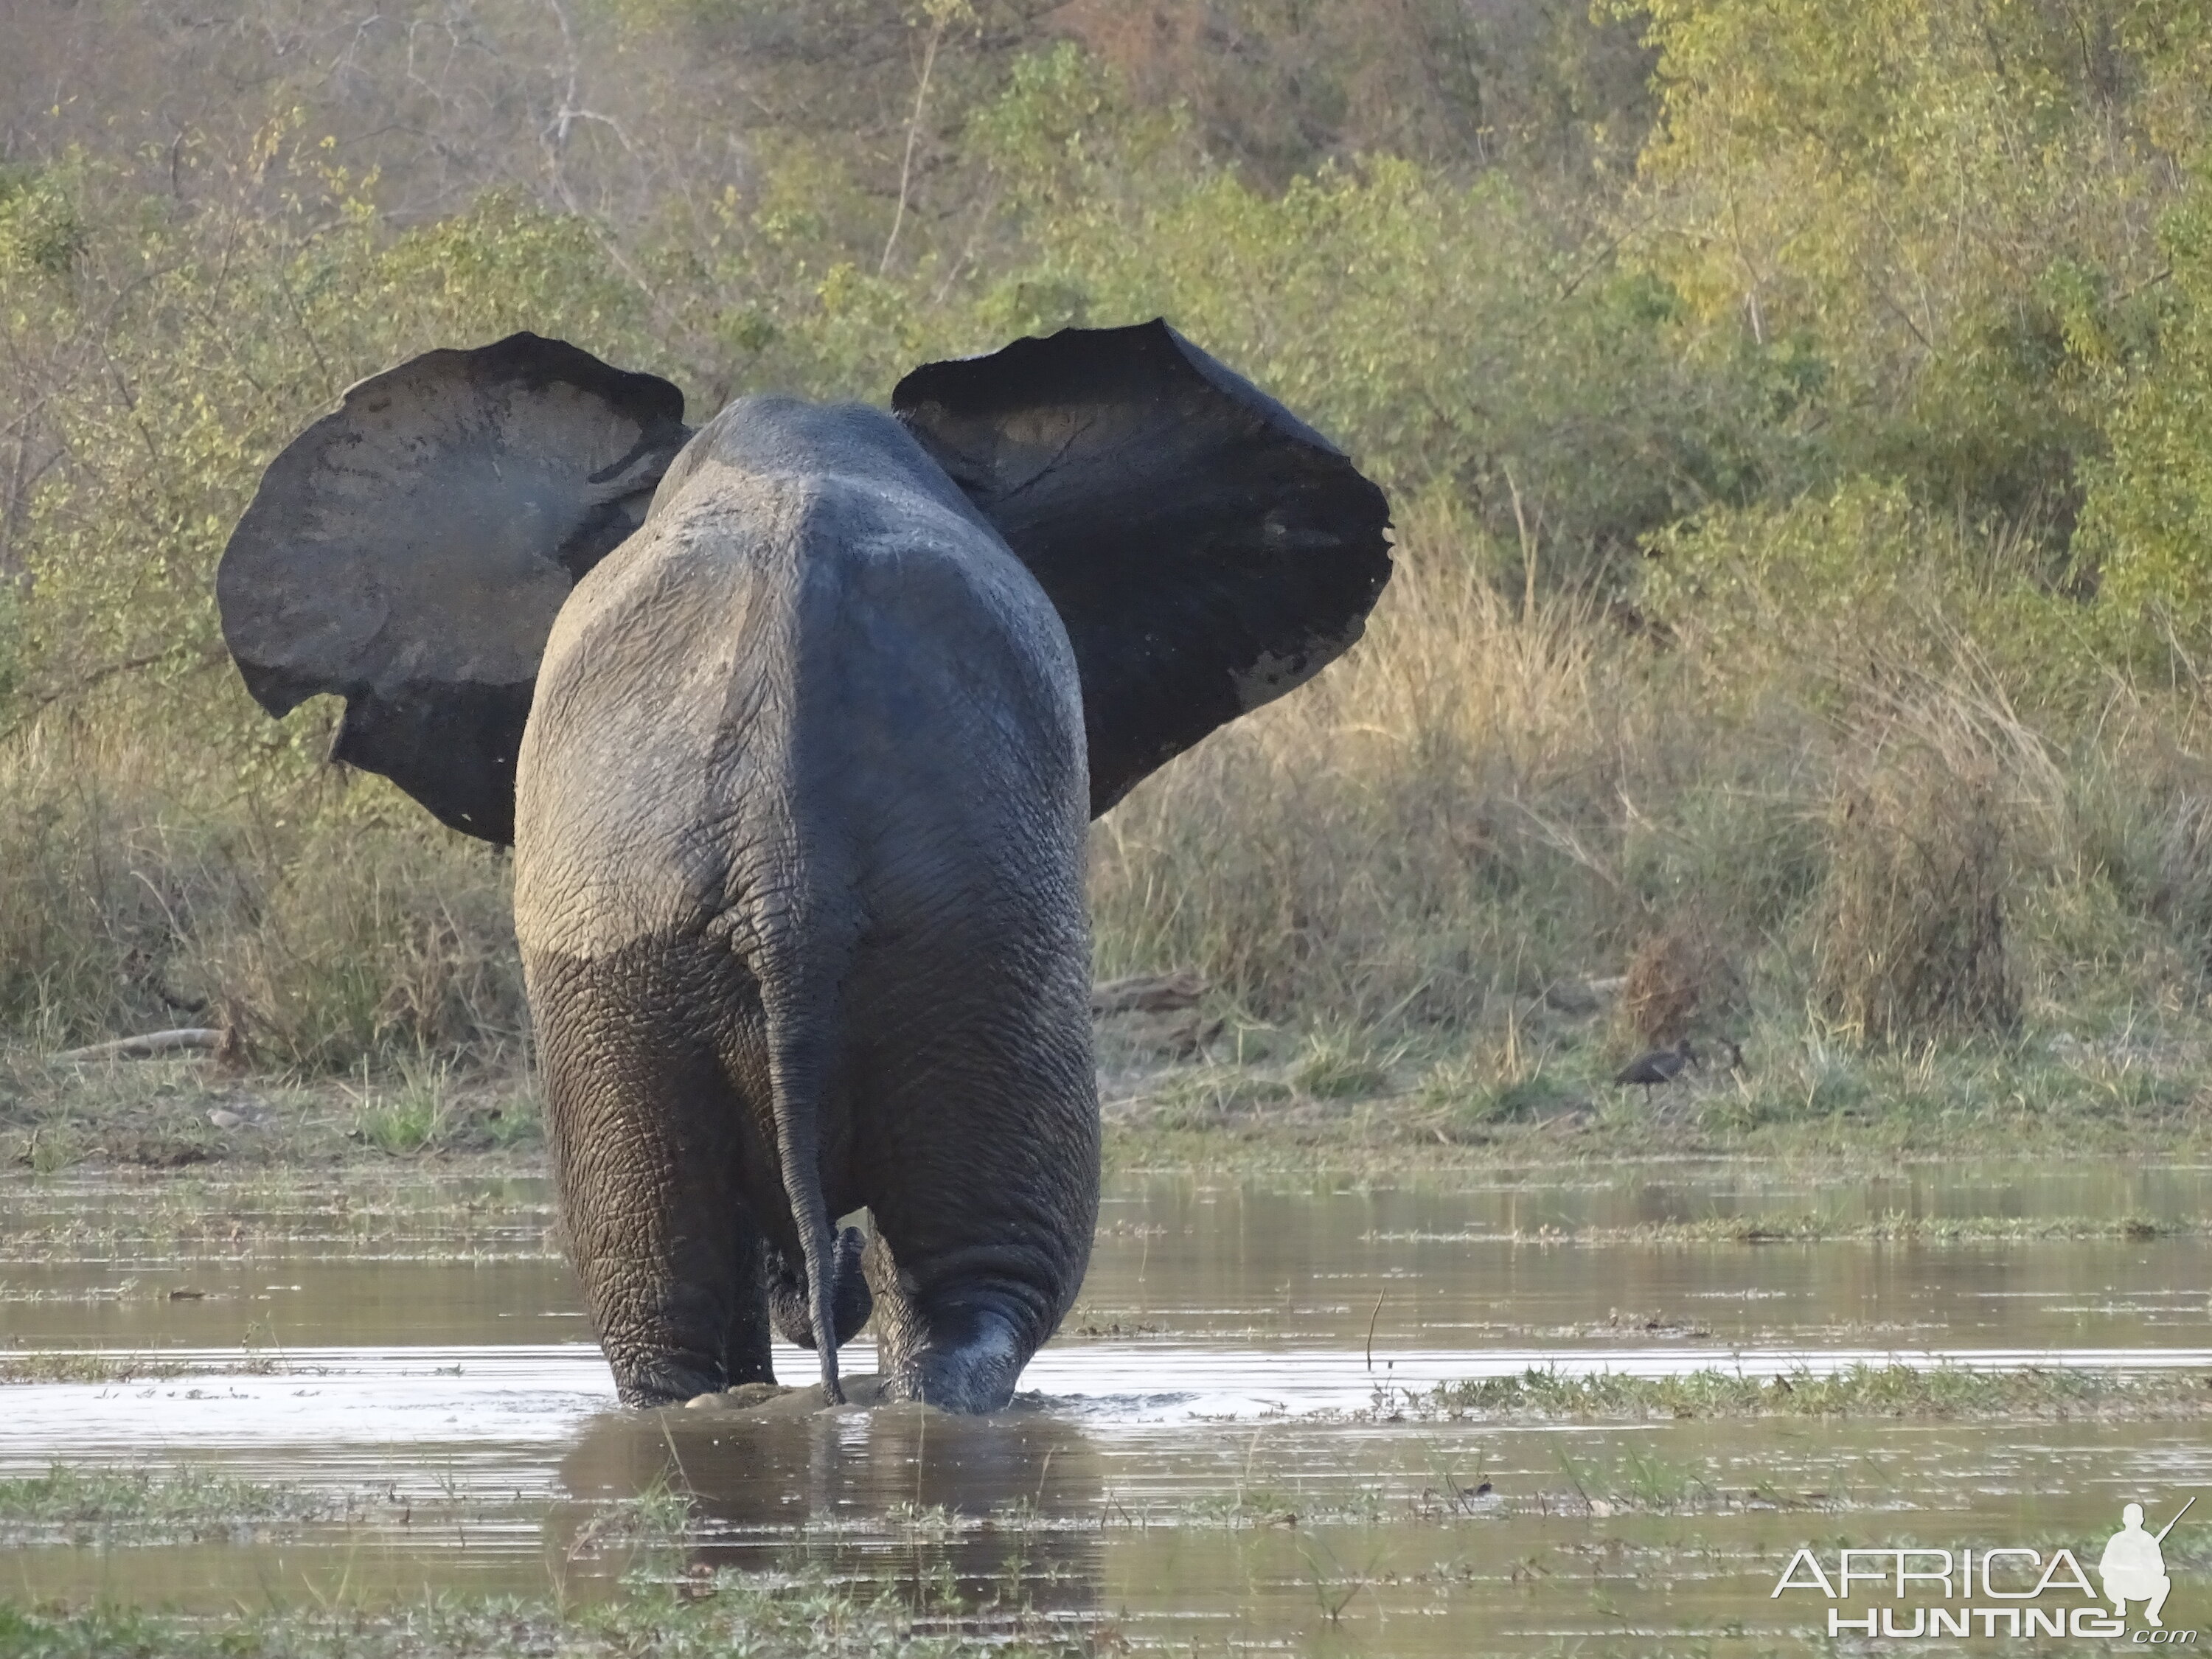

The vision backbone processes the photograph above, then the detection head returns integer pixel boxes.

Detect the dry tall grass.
[1093,507,1631,1023]
[1089,515,2212,1051]
[1087,505,1812,1026]
[0,724,524,1071]
[1809,679,2045,1042]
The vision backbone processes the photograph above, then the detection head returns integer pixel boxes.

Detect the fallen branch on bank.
[1092,971,1205,1016]
[53,1029,224,1062]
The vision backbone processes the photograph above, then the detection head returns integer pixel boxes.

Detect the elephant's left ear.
[893,320,1394,816]
[218,333,692,844]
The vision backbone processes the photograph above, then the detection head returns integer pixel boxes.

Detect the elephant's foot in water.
[613,1235,872,1408]
[680,1313,1029,1415]
[605,1336,759,1409]
[853,1215,1073,1413]
[681,1370,1027,1416]
[874,1310,1026,1413]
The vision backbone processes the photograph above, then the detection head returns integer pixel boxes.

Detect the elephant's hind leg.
[855,956,1099,1413]
[529,943,776,1407]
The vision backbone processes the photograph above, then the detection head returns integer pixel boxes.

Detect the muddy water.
[4,1164,2210,1653]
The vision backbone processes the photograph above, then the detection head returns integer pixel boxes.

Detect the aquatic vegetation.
[0,1465,336,1545]
[0,1352,212,1385]
[1503,1212,2200,1244]
[1405,1363,2212,1422]
[0,1579,1095,1658]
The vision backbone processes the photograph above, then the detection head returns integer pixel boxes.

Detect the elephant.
[215,321,1391,1412]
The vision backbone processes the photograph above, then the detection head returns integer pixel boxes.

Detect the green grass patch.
[1287,1031,1404,1100]
[1401,1363,2212,1421]
[1506,1211,2197,1244]
[0,1466,334,1545]
[0,1579,1085,1658]
[0,1169,557,1261]
[351,1094,451,1155]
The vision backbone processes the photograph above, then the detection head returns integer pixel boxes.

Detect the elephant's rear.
[513,398,1096,1409]
[515,398,1089,957]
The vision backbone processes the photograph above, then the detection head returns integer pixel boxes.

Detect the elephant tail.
[762,989,846,1407]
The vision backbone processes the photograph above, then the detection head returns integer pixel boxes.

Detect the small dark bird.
[1615,1038,1696,1099]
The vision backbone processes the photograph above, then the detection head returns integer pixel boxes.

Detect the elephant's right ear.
[217,333,690,844]
[893,321,1393,816]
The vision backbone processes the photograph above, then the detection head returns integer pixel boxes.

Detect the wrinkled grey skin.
[512,396,1098,1413]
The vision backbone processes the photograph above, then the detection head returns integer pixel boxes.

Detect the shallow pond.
[4,1162,2209,1652]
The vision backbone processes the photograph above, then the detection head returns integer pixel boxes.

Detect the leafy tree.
[1621,0,2187,529]
[2081,164,2212,660]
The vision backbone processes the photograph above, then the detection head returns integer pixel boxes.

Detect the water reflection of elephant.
[555,1395,1105,1613]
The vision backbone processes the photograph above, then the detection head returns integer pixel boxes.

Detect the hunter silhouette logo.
[2103,1498,2191,1629]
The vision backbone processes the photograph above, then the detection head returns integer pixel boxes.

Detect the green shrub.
[2080,165,2212,664]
